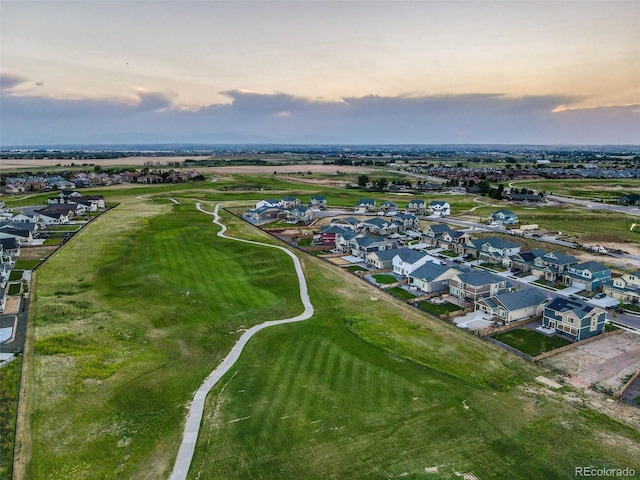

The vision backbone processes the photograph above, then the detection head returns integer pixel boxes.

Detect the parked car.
[594,293,606,299]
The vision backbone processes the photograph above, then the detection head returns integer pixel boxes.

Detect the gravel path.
[169,203,314,480]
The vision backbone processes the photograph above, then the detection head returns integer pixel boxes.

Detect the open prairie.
[12,177,640,479]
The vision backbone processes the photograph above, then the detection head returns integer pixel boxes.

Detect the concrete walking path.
[169,203,314,480]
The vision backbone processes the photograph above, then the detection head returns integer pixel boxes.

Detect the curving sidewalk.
[169,203,314,480]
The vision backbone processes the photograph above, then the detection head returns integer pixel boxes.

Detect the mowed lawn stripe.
[28,200,305,480]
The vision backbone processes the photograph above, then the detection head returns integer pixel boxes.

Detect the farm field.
[12,178,640,479]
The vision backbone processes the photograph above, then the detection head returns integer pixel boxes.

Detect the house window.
[590,316,598,331]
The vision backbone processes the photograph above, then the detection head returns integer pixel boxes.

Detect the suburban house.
[506,249,547,273]
[10,213,40,224]
[475,289,549,323]
[35,209,69,226]
[406,199,426,214]
[309,195,328,209]
[334,230,359,253]
[287,206,314,224]
[561,261,611,291]
[490,209,518,225]
[428,201,450,217]
[448,270,509,304]
[602,271,640,303]
[320,225,350,247]
[243,206,284,224]
[0,238,20,266]
[409,263,461,293]
[542,297,606,341]
[0,224,34,245]
[281,196,301,209]
[366,248,399,270]
[255,199,281,209]
[438,229,472,251]
[391,213,420,232]
[392,249,433,276]
[423,224,452,246]
[531,251,578,282]
[379,200,398,215]
[458,237,521,260]
[330,217,361,230]
[349,234,393,258]
[359,217,397,236]
[618,193,640,206]
[354,199,377,213]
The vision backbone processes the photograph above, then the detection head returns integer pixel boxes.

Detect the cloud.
[0,72,29,91]
[134,89,174,112]
[1,88,638,146]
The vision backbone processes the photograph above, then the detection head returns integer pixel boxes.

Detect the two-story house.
[458,237,520,261]
[392,249,433,276]
[490,209,518,226]
[448,270,509,304]
[428,201,450,217]
[366,248,399,270]
[349,234,393,258]
[423,224,452,246]
[406,199,426,214]
[287,206,314,224]
[602,271,640,303]
[359,217,397,236]
[531,251,578,282]
[379,200,398,215]
[409,263,461,293]
[281,196,301,209]
[561,261,611,292]
[542,297,606,341]
[391,214,420,232]
[438,230,472,251]
[320,225,350,247]
[309,195,328,209]
[354,199,377,213]
[505,249,547,273]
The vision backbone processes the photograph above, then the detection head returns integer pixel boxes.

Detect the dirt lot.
[544,331,640,392]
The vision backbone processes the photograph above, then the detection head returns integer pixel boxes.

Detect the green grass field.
[372,274,397,284]
[9,270,23,281]
[418,300,462,316]
[7,283,21,296]
[0,359,21,480]
[493,329,572,357]
[19,178,640,479]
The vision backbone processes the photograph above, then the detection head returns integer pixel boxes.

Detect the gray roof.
[570,261,610,273]
[409,262,455,282]
[476,237,520,250]
[357,199,376,205]
[362,217,391,228]
[368,248,400,261]
[311,195,326,200]
[425,224,451,234]
[353,234,388,247]
[393,248,429,264]
[320,225,350,234]
[492,289,549,311]
[546,297,602,319]
[456,270,505,286]
[542,251,578,265]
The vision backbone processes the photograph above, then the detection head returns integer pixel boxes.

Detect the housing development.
[0,148,639,480]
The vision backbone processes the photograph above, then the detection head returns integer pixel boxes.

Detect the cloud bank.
[1,80,638,146]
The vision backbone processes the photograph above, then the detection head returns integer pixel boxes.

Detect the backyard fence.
[532,329,624,362]
[483,336,534,362]
[615,369,640,399]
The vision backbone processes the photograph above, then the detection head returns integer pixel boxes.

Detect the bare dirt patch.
[544,332,640,392]
[18,246,57,261]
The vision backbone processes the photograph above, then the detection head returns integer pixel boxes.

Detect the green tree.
[357,175,369,188]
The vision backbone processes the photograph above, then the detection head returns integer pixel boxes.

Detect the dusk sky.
[1,1,639,146]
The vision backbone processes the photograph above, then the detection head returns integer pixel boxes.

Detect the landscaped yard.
[344,265,366,273]
[439,249,459,258]
[43,238,64,246]
[493,328,572,357]
[372,274,397,284]
[385,286,417,300]
[7,283,21,296]
[14,259,41,270]
[417,300,462,316]
[297,237,312,247]
[8,270,23,281]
